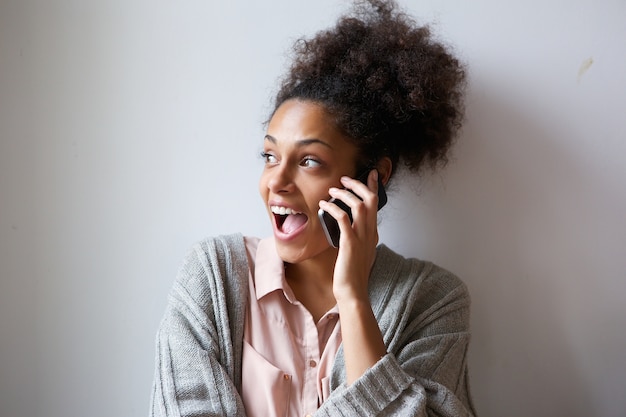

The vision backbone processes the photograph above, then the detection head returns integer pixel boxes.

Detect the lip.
[268,200,304,213]
[268,200,309,241]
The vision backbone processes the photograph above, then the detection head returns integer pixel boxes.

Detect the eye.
[301,157,321,168]
[260,151,278,164]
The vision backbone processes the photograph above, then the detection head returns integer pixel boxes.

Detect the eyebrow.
[264,134,334,149]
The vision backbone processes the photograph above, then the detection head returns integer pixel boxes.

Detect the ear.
[376,157,393,186]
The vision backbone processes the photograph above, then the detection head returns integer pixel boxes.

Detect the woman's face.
[259,99,360,264]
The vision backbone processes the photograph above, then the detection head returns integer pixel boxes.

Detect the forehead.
[266,100,354,149]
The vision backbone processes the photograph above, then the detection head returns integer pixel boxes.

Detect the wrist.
[335,293,371,313]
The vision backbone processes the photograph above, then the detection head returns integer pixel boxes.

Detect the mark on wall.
[577,57,593,83]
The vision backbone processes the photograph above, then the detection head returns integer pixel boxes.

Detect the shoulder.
[179,234,247,277]
[372,244,467,294]
[186,233,247,264]
[173,233,251,304]
[370,245,470,324]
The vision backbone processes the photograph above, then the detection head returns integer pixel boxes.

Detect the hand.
[319,169,387,384]
[318,169,380,302]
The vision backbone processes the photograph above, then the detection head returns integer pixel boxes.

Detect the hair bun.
[273,0,467,178]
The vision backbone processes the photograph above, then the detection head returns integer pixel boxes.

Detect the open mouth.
[271,206,308,234]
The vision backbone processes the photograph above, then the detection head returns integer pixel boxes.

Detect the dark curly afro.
[272,0,466,180]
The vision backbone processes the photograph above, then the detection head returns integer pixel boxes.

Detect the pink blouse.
[242,236,342,417]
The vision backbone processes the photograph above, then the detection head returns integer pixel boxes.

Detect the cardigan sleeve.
[150,236,249,417]
[316,253,476,417]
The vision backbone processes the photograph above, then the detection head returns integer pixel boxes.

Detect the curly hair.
[272,0,466,179]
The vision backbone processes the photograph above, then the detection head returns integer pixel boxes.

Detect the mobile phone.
[318,171,387,248]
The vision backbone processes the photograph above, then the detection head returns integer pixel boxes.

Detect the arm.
[150,238,249,417]
[335,297,387,384]
[318,170,388,384]
[317,171,475,416]
[319,273,475,417]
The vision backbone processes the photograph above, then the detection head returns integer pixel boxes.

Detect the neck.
[284,247,338,321]
[285,245,336,284]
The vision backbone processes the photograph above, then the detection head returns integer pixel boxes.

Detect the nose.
[266,164,296,194]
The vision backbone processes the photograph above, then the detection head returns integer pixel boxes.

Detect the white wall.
[1,1,624,416]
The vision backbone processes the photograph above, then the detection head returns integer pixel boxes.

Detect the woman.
[150,1,475,416]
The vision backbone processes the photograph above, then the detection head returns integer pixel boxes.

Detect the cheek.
[311,180,334,200]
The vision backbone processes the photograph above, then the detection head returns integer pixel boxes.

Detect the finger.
[319,199,354,232]
[328,187,362,206]
[338,170,379,210]
[339,175,369,196]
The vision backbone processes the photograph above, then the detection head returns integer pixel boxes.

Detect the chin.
[273,238,331,265]
[274,243,310,265]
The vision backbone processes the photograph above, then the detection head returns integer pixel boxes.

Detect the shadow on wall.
[382,87,626,417]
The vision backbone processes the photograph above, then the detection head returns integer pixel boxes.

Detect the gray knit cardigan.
[150,234,476,416]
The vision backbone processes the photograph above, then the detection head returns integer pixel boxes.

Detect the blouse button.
[283,374,291,381]
[309,360,317,368]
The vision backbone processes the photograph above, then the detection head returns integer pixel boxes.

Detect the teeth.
[270,206,301,215]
